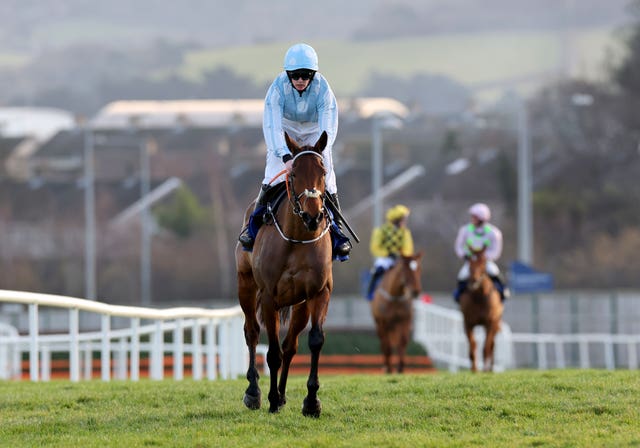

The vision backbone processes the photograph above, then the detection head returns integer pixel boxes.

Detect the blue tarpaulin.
[509,261,553,294]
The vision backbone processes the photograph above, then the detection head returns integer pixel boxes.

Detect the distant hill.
[179,28,623,99]
[0,0,631,52]
[0,0,633,115]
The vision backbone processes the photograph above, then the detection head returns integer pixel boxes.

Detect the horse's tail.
[256,300,291,327]
[279,306,291,326]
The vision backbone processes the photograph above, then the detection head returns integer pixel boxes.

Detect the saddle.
[244,182,349,262]
[246,183,287,239]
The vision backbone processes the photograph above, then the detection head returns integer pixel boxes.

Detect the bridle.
[271,150,331,244]
[467,254,489,292]
[377,259,420,302]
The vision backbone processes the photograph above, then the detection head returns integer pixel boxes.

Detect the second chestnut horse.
[370,253,423,373]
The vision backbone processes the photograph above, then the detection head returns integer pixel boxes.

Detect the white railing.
[412,301,513,372]
[0,289,248,382]
[0,322,21,379]
[509,332,640,370]
[413,301,640,371]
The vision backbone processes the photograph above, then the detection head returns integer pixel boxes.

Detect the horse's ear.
[314,131,328,154]
[285,132,301,154]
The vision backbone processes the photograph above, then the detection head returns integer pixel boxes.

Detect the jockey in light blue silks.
[238,43,351,259]
[453,203,510,302]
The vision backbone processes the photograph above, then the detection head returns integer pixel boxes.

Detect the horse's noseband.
[294,189,325,231]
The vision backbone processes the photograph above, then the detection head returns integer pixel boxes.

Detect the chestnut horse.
[235,132,332,417]
[370,253,423,373]
[458,245,503,372]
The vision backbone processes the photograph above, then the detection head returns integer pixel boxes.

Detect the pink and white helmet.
[469,203,491,222]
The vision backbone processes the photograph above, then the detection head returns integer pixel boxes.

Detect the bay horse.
[235,131,333,417]
[370,253,423,373]
[458,245,503,372]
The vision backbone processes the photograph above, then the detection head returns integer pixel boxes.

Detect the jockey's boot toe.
[336,240,352,257]
[238,228,254,250]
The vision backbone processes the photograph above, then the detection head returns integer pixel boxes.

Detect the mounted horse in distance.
[235,132,335,417]
[366,204,421,373]
[453,202,509,372]
[458,244,504,372]
[370,252,423,373]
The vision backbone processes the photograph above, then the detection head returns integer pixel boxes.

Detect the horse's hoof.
[268,404,281,413]
[243,393,261,410]
[302,397,321,418]
[278,396,287,409]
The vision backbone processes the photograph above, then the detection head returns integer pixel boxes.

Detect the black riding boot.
[327,193,352,257]
[238,184,270,250]
[366,266,385,300]
[453,280,467,303]
[490,275,510,302]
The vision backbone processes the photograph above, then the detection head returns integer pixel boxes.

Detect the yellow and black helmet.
[386,204,410,222]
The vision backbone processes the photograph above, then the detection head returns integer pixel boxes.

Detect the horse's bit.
[376,260,419,302]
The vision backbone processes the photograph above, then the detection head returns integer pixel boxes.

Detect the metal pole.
[517,100,533,264]
[140,138,152,306]
[372,117,383,228]
[83,126,96,300]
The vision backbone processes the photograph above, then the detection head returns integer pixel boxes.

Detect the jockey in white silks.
[238,43,351,259]
[453,202,510,302]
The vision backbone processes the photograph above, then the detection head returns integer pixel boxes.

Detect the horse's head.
[399,252,423,299]
[285,131,328,232]
[467,244,488,290]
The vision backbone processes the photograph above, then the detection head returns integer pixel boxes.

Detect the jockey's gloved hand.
[282,154,293,173]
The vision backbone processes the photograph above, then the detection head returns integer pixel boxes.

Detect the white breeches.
[457,260,500,280]
[373,256,395,270]
[262,119,337,194]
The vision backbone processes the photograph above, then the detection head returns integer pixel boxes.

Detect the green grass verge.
[1,370,638,447]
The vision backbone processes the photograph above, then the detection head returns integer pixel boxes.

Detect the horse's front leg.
[302,294,329,417]
[397,323,411,374]
[374,319,392,374]
[238,271,261,410]
[278,303,310,409]
[302,324,324,417]
[483,323,499,372]
[261,299,283,413]
[465,324,477,372]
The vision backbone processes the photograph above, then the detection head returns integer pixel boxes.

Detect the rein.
[376,287,410,302]
[269,150,330,244]
[376,259,419,302]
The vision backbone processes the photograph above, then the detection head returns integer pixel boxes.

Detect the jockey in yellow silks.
[365,205,414,300]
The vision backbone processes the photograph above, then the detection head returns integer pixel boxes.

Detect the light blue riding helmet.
[283,43,319,71]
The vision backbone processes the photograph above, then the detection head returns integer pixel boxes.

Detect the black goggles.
[287,70,315,81]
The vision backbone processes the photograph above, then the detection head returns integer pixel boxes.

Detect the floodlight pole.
[140,138,153,307]
[83,125,97,300]
[372,117,383,228]
[517,100,533,265]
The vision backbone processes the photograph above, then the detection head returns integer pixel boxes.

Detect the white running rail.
[413,301,640,371]
[0,289,248,382]
[0,322,21,379]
